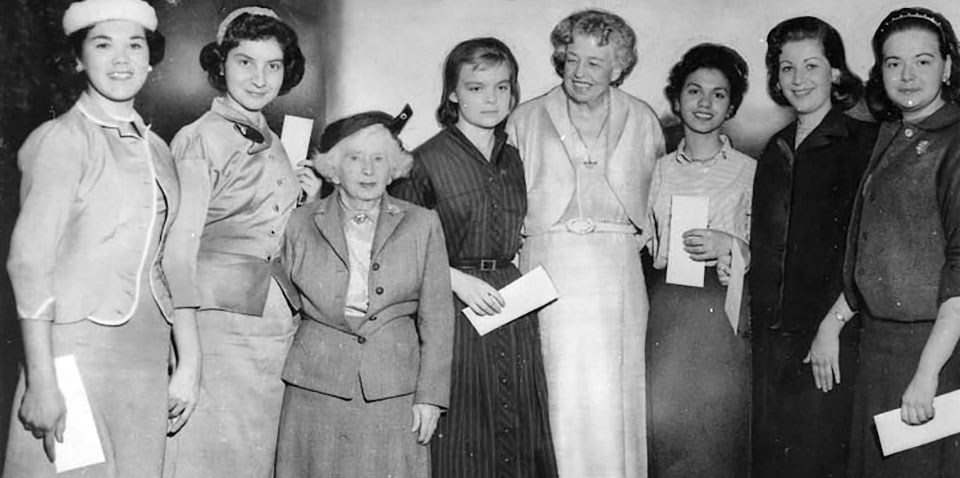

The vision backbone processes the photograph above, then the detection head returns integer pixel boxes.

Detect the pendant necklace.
[569,101,609,169]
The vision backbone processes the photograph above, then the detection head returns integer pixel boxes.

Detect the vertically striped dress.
[389,126,558,478]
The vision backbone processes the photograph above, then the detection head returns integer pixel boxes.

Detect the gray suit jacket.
[280,192,454,406]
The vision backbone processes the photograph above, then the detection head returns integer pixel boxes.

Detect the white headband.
[216,7,280,44]
[62,0,157,35]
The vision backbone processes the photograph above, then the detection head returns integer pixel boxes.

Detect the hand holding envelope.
[463,266,559,336]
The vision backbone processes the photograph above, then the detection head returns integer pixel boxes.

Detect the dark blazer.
[750,107,878,333]
[280,192,454,406]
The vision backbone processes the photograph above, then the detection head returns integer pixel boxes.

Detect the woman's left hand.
[167,364,200,435]
[901,372,938,425]
[682,229,734,262]
[296,160,322,204]
[411,403,442,445]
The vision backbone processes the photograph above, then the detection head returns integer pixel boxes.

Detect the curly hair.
[865,7,960,121]
[664,43,749,119]
[550,9,637,87]
[764,16,862,110]
[199,12,305,95]
[313,119,412,185]
[436,37,520,128]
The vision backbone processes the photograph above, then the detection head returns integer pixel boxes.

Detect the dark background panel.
[0,1,333,472]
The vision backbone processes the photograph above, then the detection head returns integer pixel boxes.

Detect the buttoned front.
[165,97,300,315]
[844,103,960,321]
[281,192,454,406]
[7,91,181,324]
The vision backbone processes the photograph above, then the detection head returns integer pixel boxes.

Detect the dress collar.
[675,134,732,165]
[909,102,960,132]
[75,90,149,139]
[210,97,273,153]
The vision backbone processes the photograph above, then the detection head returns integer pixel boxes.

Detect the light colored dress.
[508,86,664,477]
[4,92,180,478]
[162,98,300,478]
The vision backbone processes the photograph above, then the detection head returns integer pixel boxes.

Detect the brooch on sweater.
[916,140,930,155]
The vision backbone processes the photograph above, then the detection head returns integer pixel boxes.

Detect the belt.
[545,218,637,235]
[450,258,513,271]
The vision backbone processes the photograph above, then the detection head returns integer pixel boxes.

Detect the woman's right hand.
[803,317,843,393]
[18,381,66,462]
[450,268,504,316]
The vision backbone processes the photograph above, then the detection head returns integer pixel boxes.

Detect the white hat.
[62,0,158,36]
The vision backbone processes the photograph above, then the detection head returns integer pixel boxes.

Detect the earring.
[945,75,952,86]
[147,65,153,72]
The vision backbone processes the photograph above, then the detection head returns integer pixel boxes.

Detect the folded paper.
[464,266,559,336]
[281,115,314,167]
[666,195,709,287]
[874,388,960,456]
[54,354,105,473]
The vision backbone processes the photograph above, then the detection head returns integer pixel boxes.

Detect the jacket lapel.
[312,196,349,266]
[543,88,581,170]
[371,196,406,259]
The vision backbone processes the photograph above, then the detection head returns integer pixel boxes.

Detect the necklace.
[568,101,609,169]
[338,193,379,225]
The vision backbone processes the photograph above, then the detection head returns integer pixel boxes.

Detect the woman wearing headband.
[275,110,454,478]
[161,7,312,477]
[810,7,960,476]
[3,0,200,476]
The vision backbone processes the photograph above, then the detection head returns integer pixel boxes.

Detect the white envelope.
[54,354,106,473]
[666,195,709,287]
[281,115,314,168]
[874,388,960,456]
[464,266,559,336]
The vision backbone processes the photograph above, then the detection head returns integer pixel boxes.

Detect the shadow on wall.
[0,1,335,471]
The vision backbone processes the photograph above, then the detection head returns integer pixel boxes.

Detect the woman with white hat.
[3,0,200,476]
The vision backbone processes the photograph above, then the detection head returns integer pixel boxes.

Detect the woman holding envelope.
[807,7,960,476]
[275,109,453,478]
[644,43,754,478]
[389,38,557,477]
[4,0,200,475]
[161,7,318,477]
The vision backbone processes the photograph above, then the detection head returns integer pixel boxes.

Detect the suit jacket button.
[369,316,377,321]
[372,262,380,271]
[375,286,384,295]
[357,336,366,344]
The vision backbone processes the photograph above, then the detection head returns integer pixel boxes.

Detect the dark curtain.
[0,1,334,472]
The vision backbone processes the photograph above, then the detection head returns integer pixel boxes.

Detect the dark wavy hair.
[68,25,166,67]
[550,9,637,87]
[664,43,749,119]
[199,12,305,95]
[436,37,520,128]
[865,7,960,121]
[765,16,863,110]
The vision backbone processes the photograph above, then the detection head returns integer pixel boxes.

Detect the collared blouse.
[647,135,756,269]
[166,97,300,315]
[7,91,181,325]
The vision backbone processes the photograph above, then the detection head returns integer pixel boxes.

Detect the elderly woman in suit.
[275,109,455,478]
[506,9,664,477]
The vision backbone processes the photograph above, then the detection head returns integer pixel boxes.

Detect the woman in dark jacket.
[750,16,877,478]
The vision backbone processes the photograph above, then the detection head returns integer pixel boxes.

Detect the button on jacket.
[7,91,181,324]
[843,103,960,321]
[165,97,301,315]
[280,193,454,406]
[751,107,877,332]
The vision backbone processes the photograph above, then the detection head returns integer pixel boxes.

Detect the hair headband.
[216,6,280,44]
[879,10,946,39]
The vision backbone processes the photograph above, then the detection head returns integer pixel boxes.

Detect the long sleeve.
[937,144,960,306]
[413,211,454,407]
[7,121,84,321]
